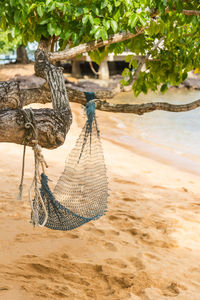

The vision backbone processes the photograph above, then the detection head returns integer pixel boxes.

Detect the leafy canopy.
[0,29,22,54]
[0,0,200,95]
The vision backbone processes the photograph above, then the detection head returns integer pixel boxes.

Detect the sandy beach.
[1,65,200,299]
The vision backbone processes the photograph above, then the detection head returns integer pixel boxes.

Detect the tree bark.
[1,80,200,115]
[165,8,200,16]
[0,80,115,109]
[16,45,29,64]
[0,108,69,149]
[0,44,73,149]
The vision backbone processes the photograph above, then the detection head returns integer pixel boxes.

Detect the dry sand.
[0,65,200,300]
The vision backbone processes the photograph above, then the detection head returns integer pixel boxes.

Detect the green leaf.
[125,55,133,62]
[48,2,56,12]
[131,59,138,69]
[10,0,15,7]
[7,32,13,42]
[130,14,138,28]
[88,14,94,24]
[103,19,110,30]
[64,31,72,40]
[94,28,102,40]
[56,3,64,10]
[28,3,37,13]
[142,82,147,94]
[47,23,55,35]
[37,6,44,18]
[72,32,79,44]
[82,15,89,25]
[46,0,52,6]
[101,1,107,9]
[175,0,183,13]
[19,0,25,6]
[39,19,49,25]
[83,7,89,13]
[54,26,61,36]
[14,11,21,23]
[101,28,108,40]
[111,20,118,33]
[93,18,101,25]
[182,71,187,81]
[0,15,7,31]
[108,4,112,13]
[160,83,168,93]
[138,14,146,26]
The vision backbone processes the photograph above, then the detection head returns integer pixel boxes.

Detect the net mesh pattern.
[38,93,108,230]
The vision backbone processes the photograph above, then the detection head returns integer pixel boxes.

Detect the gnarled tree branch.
[94,99,200,114]
[0,108,69,149]
[165,8,200,16]
[0,44,73,149]
[0,81,200,115]
[48,30,145,62]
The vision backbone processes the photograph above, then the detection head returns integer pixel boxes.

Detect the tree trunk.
[16,45,29,64]
[0,44,73,149]
[72,59,81,77]
[99,59,109,80]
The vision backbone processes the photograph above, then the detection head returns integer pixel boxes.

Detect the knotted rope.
[17,108,48,227]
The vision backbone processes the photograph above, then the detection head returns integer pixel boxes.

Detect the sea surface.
[104,88,200,176]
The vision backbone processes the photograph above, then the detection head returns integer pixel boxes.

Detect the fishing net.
[36,92,108,230]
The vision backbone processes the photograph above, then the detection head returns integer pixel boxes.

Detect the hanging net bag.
[29,92,108,231]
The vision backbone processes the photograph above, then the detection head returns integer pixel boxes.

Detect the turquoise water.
[107,88,200,175]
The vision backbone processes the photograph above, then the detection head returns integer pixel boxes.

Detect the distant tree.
[0,0,200,148]
[0,30,29,63]
[16,45,29,64]
[0,29,20,54]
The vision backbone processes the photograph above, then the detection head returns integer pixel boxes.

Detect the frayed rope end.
[16,184,23,201]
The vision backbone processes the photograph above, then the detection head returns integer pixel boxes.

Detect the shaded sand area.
[1,65,200,299]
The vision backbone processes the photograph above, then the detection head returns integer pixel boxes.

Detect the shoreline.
[103,133,200,177]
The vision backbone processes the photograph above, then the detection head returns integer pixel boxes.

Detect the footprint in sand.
[108,215,119,221]
[144,253,160,260]
[152,185,167,190]
[123,197,136,202]
[67,233,79,239]
[61,253,69,259]
[0,286,9,291]
[15,233,30,242]
[128,256,145,270]
[128,228,139,236]
[91,228,105,236]
[104,242,117,251]
[107,229,120,236]
[105,258,127,269]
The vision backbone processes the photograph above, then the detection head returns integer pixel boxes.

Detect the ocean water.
[106,88,200,175]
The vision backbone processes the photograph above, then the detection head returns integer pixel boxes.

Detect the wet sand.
[0,65,200,299]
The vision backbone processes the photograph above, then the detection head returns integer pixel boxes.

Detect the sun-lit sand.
[0,65,200,299]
